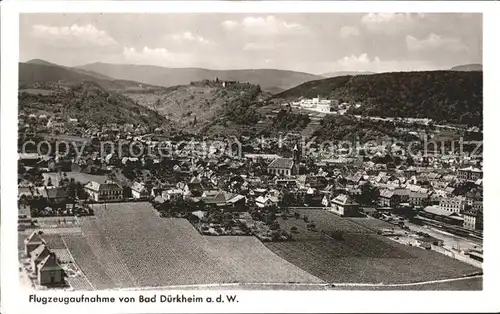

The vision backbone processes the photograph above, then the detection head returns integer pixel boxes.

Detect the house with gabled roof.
[267,158,297,177]
[255,196,273,208]
[84,180,123,202]
[30,243,51,273]
[37,252,64,286]
[379,189,399,208]
[330,194,359,217]
[131,181,149,199]
[24,230,45,256]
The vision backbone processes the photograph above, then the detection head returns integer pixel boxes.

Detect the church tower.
[292,143,301,175]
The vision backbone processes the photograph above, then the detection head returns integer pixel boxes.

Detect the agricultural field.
[265,209,481,285]
[19,204,481,290]
[62,234,115,290]
[66,202,326,289]
[203,237,322,284]
[82,203,235,287]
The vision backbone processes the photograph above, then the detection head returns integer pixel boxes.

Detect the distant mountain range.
[19,60,163,91]
[76,62,324,93]
[320,71,376,78]
[450,64,482,72]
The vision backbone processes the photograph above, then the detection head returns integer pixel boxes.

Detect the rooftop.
[268,158,294,170]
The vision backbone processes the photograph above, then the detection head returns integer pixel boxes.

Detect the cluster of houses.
[22,231,65,287]
[19,138,483,233]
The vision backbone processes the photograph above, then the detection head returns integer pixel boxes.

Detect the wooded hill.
[275,71,483,127]
[19,82,168,127]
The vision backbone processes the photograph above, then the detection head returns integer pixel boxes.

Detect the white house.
[255,196,273,208]
[84,181,123,202]
[131,182,149,199]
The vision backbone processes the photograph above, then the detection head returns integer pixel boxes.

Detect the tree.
[356,182,379,206]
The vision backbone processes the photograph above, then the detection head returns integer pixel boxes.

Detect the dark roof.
[268,158,294,169]
[24,231,45,245]
[464,209,482,217]
[38,253,62,272]
[30,244,51,262]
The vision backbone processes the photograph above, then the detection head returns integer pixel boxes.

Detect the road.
[115,275,482,291]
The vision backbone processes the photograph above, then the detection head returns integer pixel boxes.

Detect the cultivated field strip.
[89,203,237,287]
[80,218,138,288]
[203,236,323,284]
[62,235,116,290]
[66,275,95,291]
[265,209,481,284]
[51,249,73,263]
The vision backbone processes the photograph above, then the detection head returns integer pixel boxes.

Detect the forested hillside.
[275,71,483,126]
[19,82,168,127]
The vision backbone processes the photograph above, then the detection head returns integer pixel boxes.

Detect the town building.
[409,192,429,207]
[131,182,149,199]
[162,188,183,201]
[293,97,333,113]
[24,231,45,256]
[439,196,466,214]
[37,253,64,286]
[84,180,123,202]
[378,189,399,208]
[330,194,359,217]
[421,206,464,226]
[267,158,295,177]
[30,244,51,273]
[463,209,483,231]
[457,166,483,181]
[267,145,300,177]
[255,196,273,208]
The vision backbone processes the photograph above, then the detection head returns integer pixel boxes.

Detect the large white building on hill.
[292,97,334,113]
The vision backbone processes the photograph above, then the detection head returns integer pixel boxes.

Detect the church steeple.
[292,143,301,175]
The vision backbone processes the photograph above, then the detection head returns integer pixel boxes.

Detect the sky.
[19,13,482,74]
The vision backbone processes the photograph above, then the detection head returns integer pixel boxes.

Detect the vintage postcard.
[1,1,499,313]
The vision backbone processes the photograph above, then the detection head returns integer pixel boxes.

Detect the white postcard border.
[2,1,499,313]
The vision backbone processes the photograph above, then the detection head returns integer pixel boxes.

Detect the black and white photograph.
[2,1,499,313]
